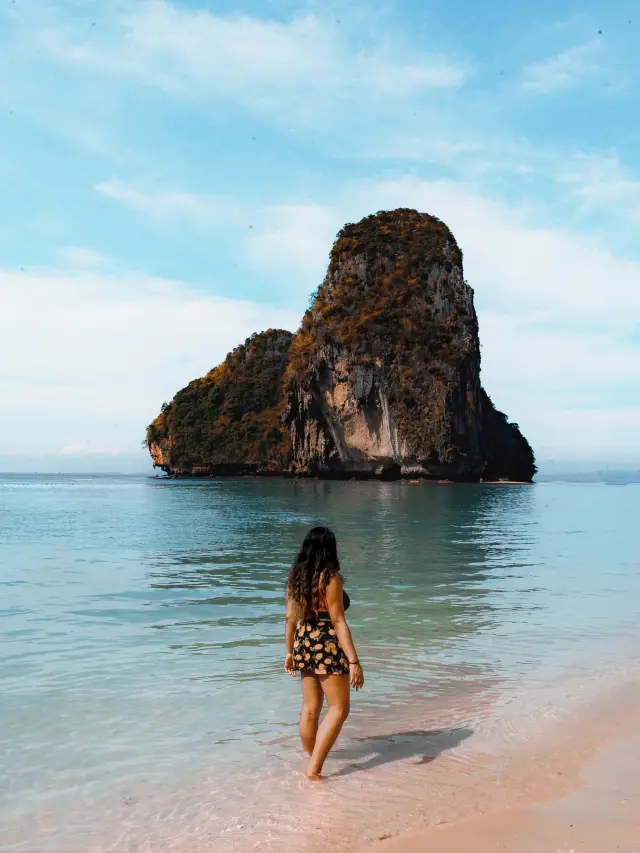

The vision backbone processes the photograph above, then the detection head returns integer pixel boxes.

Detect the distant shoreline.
[152,472,533,485]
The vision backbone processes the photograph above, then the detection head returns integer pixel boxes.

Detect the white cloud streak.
[55,246,108,269]
[246,204,337,283]
[96,179,245,228]
[35,0,466,124]
[0,266,299,457]
[522,40,601,94]
[559,153,640,222]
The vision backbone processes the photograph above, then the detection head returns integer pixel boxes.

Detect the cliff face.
[147,329,293,476]
[147,208,535,481]
[284,209,534,481]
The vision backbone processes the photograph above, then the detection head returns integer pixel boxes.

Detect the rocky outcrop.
[284,209,534,481]
[147,209,535,482]
[146,330,293,476]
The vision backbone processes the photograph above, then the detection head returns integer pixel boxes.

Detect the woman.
[285,526,364,779]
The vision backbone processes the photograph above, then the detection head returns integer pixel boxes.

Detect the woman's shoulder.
[321,572,346,606]
[321,570,344,591]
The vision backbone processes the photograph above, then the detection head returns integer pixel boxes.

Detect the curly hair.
[287,526,342,615]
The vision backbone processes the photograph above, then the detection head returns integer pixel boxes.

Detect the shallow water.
[2,475,639,851]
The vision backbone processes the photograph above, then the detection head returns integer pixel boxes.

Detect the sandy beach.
[361,679,640,853]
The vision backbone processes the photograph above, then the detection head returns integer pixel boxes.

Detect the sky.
[1,0,639,473]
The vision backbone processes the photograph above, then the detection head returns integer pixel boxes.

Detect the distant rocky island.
[147,209,535,482]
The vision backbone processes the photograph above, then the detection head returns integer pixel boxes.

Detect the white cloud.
[559,153,640,222]
[60,441,125,456]
[526,407,640,461]
[56,246,107,268]
[93,188,338,283]
[33,1,467,123]
[92,186,338,290]
[477,313,640,458]
[247,204,338,283]
[523,40,601,94]
[96,179,244,228]
[0,265,299,457]
[6,0,630,210]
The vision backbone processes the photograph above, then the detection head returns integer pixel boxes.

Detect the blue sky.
[1,0,639,472]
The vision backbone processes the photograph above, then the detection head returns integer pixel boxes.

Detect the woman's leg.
[305,674,350,778]
[300,672,323,755]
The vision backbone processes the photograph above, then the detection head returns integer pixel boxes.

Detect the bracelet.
[348,659,360,665]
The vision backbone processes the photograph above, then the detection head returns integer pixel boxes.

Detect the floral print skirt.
[293,614,349,676]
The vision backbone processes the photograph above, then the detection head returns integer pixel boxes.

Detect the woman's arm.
[284,592,297,676]
[325,576,364,689]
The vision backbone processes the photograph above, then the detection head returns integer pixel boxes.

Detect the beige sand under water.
[361,681,640,853]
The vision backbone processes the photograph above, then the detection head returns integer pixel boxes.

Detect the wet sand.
[362,681,640,853]
[5,673,639,852]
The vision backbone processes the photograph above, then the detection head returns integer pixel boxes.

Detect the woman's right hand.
[349,662,364,690]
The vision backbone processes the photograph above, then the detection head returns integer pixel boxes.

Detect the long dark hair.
[287,526,342,613]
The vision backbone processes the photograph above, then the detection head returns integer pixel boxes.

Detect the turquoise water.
[2,475,640,851]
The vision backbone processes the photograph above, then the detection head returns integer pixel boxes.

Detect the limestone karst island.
[146,209,535,482]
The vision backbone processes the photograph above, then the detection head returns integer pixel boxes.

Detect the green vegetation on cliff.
[147,330,293,474]
[288,209,465,380]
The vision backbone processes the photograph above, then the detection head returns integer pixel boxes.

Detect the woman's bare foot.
[304,772,325,782]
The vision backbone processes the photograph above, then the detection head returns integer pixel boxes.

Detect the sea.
[2,473,640,852]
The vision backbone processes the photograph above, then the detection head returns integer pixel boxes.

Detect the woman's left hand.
[284,653,297,676]
[349,662,364,690]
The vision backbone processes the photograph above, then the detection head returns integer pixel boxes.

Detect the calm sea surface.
[2,475,639,851]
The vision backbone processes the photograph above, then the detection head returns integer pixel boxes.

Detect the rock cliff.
[147,209,535,482]
[147,329,293,476]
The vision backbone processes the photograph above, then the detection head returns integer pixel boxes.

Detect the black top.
[316,590,350,619]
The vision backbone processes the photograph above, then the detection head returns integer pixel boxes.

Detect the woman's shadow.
[331,727,473,777]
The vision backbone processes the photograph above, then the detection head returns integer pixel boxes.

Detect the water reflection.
[140,480,537,712]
